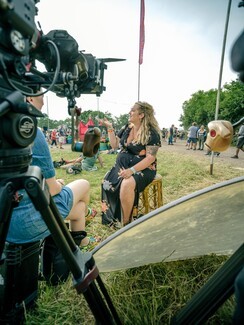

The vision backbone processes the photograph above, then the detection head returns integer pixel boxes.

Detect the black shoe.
[231,155,238,159]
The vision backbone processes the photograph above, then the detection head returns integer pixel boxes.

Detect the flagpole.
[138,65,141,101]
[138,0,145,101]
[209,0,232,175]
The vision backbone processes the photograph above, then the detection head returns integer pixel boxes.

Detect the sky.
[35,0,244,129]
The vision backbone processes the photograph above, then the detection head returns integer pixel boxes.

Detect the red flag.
[139,0,145,65]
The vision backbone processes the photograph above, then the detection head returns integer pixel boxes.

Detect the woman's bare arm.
[46,177,65,196]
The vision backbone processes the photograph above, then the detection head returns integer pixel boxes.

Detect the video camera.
[0,0,109,97]
[0,0,123,168]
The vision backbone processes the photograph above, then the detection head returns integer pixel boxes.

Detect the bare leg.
[60,162,74,169]
[120,177,136,225]
[60,157,83,169]
[65,179,90,231]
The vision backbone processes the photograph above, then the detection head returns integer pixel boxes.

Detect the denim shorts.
[187,137,197,143]
[6,186,73,244]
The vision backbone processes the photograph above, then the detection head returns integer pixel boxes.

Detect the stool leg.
[143,189,149,214]
[158,182,163,206]
[153,184,157,209]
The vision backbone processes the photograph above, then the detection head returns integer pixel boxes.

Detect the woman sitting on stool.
[100,101,161,228]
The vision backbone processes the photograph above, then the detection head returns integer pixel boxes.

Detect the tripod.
[0,165,121,325]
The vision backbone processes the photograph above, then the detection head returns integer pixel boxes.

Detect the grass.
[25,144,243,324]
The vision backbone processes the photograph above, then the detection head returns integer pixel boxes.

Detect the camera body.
[0,0,110,170]
[0,0,107,97]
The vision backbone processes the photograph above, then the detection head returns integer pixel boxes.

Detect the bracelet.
[130,166,137,174]
[108,128,114,133]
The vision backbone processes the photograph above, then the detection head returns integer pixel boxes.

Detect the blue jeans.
[168,135,173,144]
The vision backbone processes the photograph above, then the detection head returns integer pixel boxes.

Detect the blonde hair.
[134,101,162,145]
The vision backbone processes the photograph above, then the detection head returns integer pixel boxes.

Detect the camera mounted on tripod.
[0,0,124,169]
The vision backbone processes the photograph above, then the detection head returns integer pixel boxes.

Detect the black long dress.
[101,124,161,227]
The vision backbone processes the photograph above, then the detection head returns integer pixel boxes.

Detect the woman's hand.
[118,167,134,179]
[46,177,65,196]
[100,117,113,129]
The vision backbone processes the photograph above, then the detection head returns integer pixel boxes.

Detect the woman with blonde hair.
[197,125,207,150]
[101,101,162,228]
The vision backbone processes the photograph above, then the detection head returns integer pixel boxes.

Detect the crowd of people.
[42,126,72,149]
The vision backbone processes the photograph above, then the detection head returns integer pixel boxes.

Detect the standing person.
[58,125,66,149]
[168,124,174,145]
[231,123,244,159]
[197,125,207,150]
[101,101,162,228]
[7,93,92,247]
[173,127,178,143]
[50,129,58,148]
[187,122,198,150]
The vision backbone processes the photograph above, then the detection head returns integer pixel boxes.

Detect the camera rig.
[0,0,124,155]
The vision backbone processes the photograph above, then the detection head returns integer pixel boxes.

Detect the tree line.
[38,109,129,131]
[38,80,243,131]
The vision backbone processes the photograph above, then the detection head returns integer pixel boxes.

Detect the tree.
[179,80,244,129]
[220,80,244,124]
[79,110,114,126]
[114,114,129,130]
[180,89,217,128]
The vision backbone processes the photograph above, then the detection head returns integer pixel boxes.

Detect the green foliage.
[79,110,113,125]
[38,109,130,132]
[180,80,244,129]
[37,116,68,130]
[114,113,129,130]
[220,80,244,123]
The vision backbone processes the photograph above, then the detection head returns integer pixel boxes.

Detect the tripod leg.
[0,182,16,259]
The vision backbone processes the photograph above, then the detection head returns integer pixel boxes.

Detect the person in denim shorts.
[7,93,91,246]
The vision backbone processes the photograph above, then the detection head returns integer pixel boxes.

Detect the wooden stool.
[137,174,163,216]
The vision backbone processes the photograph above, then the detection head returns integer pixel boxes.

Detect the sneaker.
[231,155,238,159]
